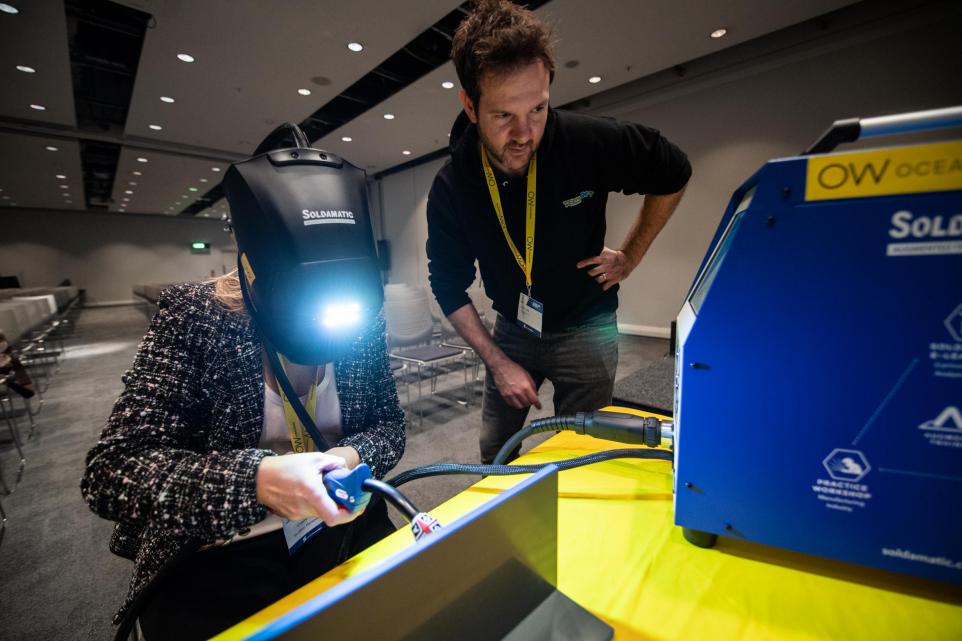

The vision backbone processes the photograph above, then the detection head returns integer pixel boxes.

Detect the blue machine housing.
[674,134,962,584]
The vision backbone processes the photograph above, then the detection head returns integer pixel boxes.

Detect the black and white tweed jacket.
[81,282,406,623]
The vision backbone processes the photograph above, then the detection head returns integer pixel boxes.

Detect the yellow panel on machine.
[805,139,962,200]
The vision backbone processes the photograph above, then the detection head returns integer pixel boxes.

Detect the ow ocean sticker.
[806,140,962,201]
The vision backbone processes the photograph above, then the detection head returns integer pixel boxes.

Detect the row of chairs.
[130,281,493,423]
[384,283,496,421]
[0,286,82,544]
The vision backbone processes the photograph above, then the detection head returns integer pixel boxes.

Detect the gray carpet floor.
[613,356,675,414]
[0,305,667,640]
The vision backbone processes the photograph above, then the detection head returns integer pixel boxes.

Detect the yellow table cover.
[218,410,962,640]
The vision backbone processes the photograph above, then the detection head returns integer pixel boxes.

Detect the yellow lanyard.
[481,146,537,293]
[275,356,320,453]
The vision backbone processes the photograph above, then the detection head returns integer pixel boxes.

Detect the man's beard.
[478,130,534,177]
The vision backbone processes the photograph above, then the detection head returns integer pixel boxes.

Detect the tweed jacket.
[81,282,406,623]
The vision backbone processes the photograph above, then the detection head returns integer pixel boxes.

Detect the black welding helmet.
[223,123,384,365]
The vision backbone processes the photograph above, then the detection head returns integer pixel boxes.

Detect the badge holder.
[517,292,544,338]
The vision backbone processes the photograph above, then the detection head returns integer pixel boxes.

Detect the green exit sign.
[191,241,211,254]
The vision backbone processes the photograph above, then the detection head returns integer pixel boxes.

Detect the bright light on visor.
[322,301,362,329]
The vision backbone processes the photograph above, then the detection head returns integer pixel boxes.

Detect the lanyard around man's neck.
[480,146,537,294]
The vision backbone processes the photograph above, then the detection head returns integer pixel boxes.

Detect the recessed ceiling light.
[160,96,175,103]
[211,167,221,172]
[341,136,353,142]
[710,28,727,39]
[0,4,19,15]
[347,42,363,52]
[16,65,35,73]
[55,174,66,179]
[176,53,195,63]
[136,157,148,162]
[383,113,395,120]
[30,104,46,110]
[588,76,602,84]
[128,181,136,185]
[199,178,208,182]
[297,88,311,96]
[9,202,16,206]
[122,198,130,202]
[148,124,162,131]
[59,184,68,189]
[189,187,198,192]
[1,195,8,199]
[441,81,454,89]
[45,145,58,151]
[133,170,142,176]
[402,150,412,156]
[124,190,133,194]
[65,200,72,204]
[119,208,125,212]
[63,194,71,197]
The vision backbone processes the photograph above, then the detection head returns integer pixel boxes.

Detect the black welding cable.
[493,411,671,466]
[386,448,673,489]
[363,478,420,520]
[493,414,587,466]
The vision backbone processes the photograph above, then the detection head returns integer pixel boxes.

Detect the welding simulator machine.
[674,107,962,584]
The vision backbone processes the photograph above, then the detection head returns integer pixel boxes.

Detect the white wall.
[374,11,962,335]
[601,14,962,334]
[380,157,447,287]
[0,209,233,304]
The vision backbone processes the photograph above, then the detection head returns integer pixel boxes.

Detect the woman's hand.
[255,453,362,526]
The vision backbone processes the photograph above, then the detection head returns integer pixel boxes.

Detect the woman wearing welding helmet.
[81,125,405,640]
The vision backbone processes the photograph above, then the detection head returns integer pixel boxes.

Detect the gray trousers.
[480,313,619,464]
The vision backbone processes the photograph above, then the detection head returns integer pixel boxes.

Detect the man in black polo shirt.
[427,0,690,463]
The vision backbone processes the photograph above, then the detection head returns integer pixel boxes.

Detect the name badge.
[517,292,544,338]
[282,517,326,555]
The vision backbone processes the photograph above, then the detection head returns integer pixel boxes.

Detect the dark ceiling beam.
[72,58,137,77]
[369,67,409,84]
[66,0,152,209]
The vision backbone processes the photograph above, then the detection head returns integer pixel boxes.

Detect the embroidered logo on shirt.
[562,190,595,208]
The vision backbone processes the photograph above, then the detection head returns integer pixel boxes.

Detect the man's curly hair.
[451,0,555,105]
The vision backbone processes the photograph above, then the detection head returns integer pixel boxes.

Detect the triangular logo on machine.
[919,406,962,433]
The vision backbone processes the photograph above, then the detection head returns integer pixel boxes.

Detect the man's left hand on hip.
[577,247,636,291]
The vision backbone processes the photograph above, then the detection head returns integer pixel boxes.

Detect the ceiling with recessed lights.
[0,131,85,210]
[0,0,75,127]
[0,0,860,218]
[121,0,460,155]
[108,147,228,216]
